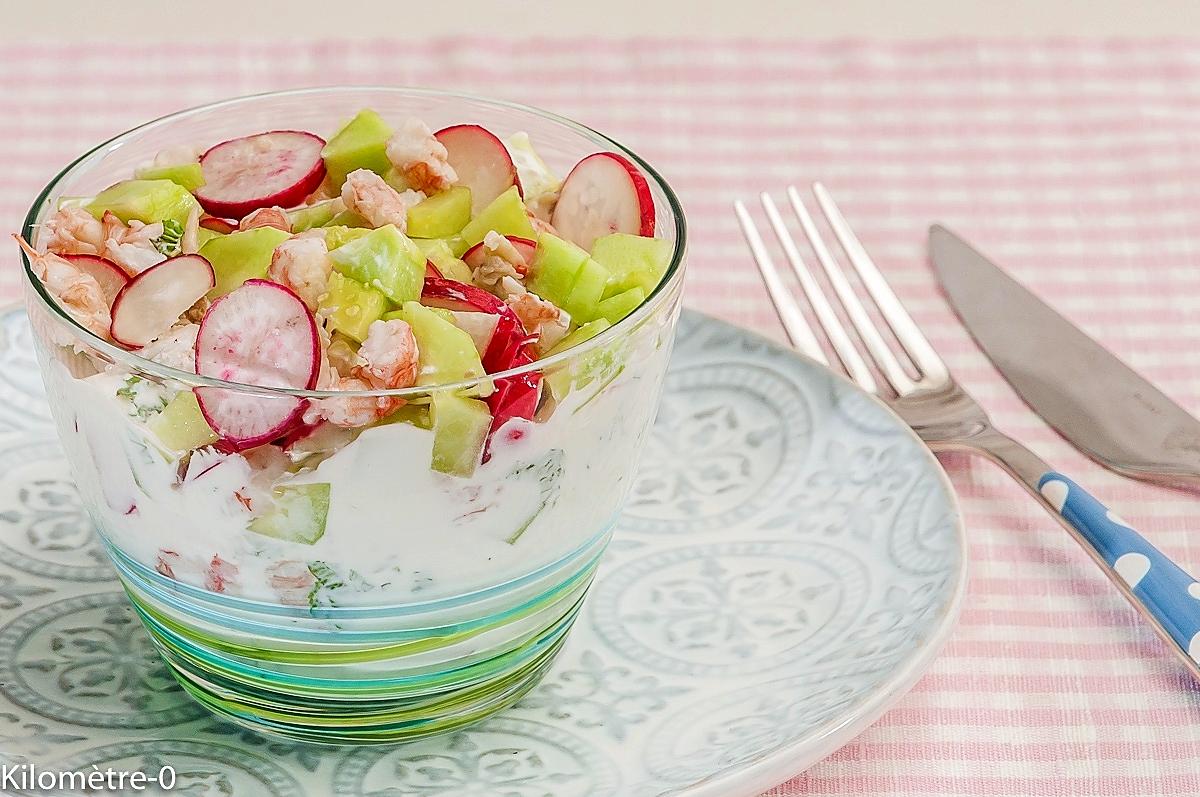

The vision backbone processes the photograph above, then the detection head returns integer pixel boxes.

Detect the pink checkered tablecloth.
[4,38,1200,795]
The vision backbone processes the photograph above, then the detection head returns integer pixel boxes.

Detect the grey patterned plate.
[0,305,965,797]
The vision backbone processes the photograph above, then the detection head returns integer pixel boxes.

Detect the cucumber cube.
[545,319,612,399]
[85,179,201,227]
[380,402,432,430]
[547,318,613,356]
[327,209,370,228]
[199,227,292,297]
[561,258,611,322]
[399,301,486,386]
[329,224,425,305]
[133,163,206,192]
[320,272,389,343]
[321,109,394,189]
[591,233,673,297]
[147,391,218,454]
[407,186,472,238]
[195,227,224,248]
[324,226,372,250]
[247,483,331,545]
[527,233,590,307]
[595,286,647,325]
[430,392,492,477]
[415,238,474,283]
[459,186,536,247]
[288,199,343,232]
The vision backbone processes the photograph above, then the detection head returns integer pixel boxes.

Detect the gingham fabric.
[3,39,1200,796]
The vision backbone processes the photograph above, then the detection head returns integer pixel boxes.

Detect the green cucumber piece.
[458,186,536,248]
[84,179,201,227]
[324,225,372,250]
[248,483,331,545]
[407,186,472,238]
[327,209,370,228]
[414,238,474,283]
[561,258,611,322]
[399,301,486,386]
[288,199,343,233]
[379,402,432,430]
[430,392,491,477]
[133,163,206,192]
[198,227,291,298]
[591,233,673,297]
[594,286,647,325]
[329,224,425,305]
[527,233,590,308]
[320,272,389,343]
[147,391,219,454]
[195,227,224,248]
[321,109,394,189]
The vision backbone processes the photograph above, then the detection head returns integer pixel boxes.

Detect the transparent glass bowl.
[19,87,686,743]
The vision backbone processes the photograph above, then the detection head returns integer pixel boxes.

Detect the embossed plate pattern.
[0,306,965,797]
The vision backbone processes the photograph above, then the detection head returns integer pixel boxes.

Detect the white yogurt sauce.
[47,339,667,605]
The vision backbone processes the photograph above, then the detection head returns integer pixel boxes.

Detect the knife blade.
[928,224,1200,487]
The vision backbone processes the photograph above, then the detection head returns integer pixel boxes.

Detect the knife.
[929,224,1200,676]
[929,225,1200,488]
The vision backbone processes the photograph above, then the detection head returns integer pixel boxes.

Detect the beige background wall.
[3,0,1195,39]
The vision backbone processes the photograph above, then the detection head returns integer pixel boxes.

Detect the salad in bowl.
[17,88,684,742]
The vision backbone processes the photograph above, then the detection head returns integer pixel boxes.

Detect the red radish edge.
[551,151,655,250]
[109,255,215,349]
[199,215,238,235]
[195,130,327,219]
[434,124,522,214]
[194,279,320,450]
[62,253,130,304]
[461,236,537,275]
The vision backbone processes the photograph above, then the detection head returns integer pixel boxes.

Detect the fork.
[735,183,1200,681]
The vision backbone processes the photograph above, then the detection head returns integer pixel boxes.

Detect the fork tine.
[785,186,915,396]
[812,182,949,386]
[759,193,877,393]
[733,200,827,364]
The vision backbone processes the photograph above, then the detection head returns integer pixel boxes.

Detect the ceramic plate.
[0,305,964,797]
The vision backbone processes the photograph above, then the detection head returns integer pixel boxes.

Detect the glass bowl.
[18,87,686,744]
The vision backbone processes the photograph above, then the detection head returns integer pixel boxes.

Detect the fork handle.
[951,431,1200,678]
[1035,472,1200,667]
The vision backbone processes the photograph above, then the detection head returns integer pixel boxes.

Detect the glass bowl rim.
[19,85,688,400]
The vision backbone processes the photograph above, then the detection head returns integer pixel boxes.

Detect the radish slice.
[199,215,238,235]
[62,253,129,305]
[195,279,319,451]
[461,236,537,274]
[109,254,215,348]
[551,152,655,250]
[421,276,509,316]
[425,261,443,279]
[450,311,500,356]
[435,125,521,215]
[195,131,327,219]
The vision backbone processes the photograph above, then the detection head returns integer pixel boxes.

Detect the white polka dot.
[1188,583,1200,600]
[1041,479,1069,512]
[1114,552,1151,589]
[1189,632,1200,664]
[1106,510,1134,530]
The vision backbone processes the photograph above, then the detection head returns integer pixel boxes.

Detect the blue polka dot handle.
[1039,472,1200,667]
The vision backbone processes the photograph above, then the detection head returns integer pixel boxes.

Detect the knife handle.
[1038,472,1200,666]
